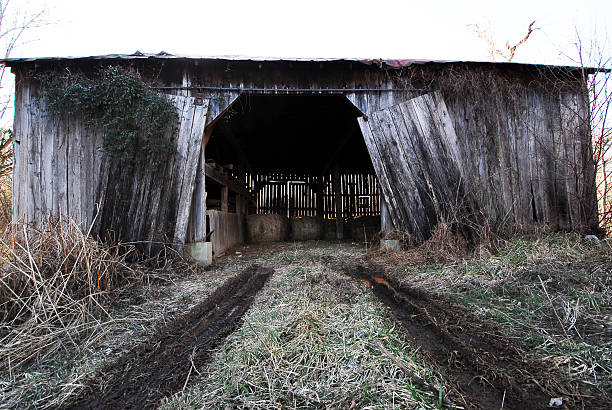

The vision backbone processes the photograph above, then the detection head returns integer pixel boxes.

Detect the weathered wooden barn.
[4,53,599,259]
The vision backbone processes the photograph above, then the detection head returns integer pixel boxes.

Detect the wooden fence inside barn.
[240,172,380,218]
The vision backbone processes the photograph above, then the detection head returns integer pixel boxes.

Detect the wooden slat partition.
[94,96,209,251]
[246,172,380,218]
[206,210,244,256]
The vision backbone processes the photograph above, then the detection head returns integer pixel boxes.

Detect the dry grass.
[0,177,10,232]
[0,216,229,409]
[376,233,612,405]
[0,266,231,409]
[4,234,608,408]
[385,221,472,263]
[0,217,142,372]
[161,242,446,409]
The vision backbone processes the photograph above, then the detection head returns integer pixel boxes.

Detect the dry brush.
[0,217,140,372]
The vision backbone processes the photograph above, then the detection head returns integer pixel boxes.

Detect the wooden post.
[381,197,392,238]
[315,178,324,217]
[190,149,206,242]
[221,186,229,213]
[332,164,343,240]
[235,192,241,214]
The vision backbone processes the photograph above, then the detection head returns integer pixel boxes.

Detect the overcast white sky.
[13,0,612,65]
[2,0,606,128]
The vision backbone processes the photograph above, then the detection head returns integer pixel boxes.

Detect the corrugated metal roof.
[0,51,594,71]
[0,51,460,66]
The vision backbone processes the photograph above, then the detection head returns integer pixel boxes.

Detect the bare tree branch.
[0,0,46,180]
[572,30,612,233]
[505,21,536,62]
[470,20,538,62]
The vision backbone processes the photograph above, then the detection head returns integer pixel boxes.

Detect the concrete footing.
[380,239,401,252]
[184,242,213,266]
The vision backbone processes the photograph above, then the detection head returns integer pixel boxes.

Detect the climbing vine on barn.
[38,66,177,170]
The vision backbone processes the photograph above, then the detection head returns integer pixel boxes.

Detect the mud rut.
[343,262,556,410]
[63,265,273,410]
[64,259,562,409]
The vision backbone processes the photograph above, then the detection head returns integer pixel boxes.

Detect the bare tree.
[470,21,537,62]
[0,0,45,123]
[0,0,45,227]
[569,31,612,233]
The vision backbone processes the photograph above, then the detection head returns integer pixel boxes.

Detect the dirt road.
[64,265,272,410]
[62,248,581,409]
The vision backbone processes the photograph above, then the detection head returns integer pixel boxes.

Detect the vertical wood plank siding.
[11,60,597,245]
[12,72,209,251]
[359,90,596,240]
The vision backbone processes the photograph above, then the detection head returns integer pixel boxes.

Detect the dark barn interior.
[205,94,381,235]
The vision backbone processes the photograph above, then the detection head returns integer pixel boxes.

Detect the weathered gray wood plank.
[67,116,82,226]
[409,93,456,216]
[54,114,69,218]
[388,105,428,210]
[173,98,209,246]
[373,108,421,234]
[11,74,25,222]
[407,95,462,218]
[357,115,402,231]
[186,139,207,242]
[40,103,56,221]
[513,97,533,227]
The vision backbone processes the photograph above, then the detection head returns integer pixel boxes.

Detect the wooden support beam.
[315,180,324,217]
[204,162,253,201]
[332,164,344,240]
[221,186,229,212]
[188,144,207,242]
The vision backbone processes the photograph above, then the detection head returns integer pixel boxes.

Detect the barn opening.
[201,93,381,255]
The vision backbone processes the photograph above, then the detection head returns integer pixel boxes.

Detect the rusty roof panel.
[0,51,600,72]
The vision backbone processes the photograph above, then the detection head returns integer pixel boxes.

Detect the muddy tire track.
[344,262,557,410]
[64,265,273,410]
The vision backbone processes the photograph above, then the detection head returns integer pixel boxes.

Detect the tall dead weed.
[0,217,139,371]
